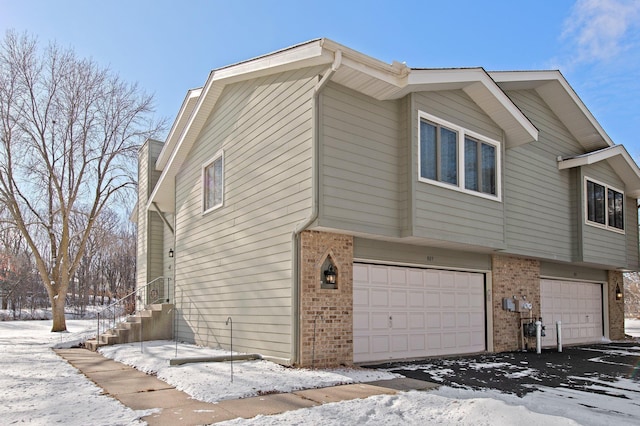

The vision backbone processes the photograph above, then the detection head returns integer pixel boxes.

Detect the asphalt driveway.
[366,341,640,397]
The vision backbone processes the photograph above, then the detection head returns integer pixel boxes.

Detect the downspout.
[291,50,342,365]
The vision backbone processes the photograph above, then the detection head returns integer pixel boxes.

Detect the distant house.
[136,39,640,367]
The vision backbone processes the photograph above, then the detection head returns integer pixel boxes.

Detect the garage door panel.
[370,266,389,285]
[354,263,486,363]
[371,336,389,354]
[353,336,369,356]
[391,290,407,307]
[371,289,389,307]
[353,312,369,330]
[441,292,455,308]
[456,293,469,308]
[443,334,456,348]
[541,279,603,347]
[372,313,390,330]
[457,332,470,347]
[410,335,426,351]
[409,291,424,308]
[410,313,425,329]
[457,312,470,327]
[442,312,456,328]
[424,270,440,288]
[391,312,408,330]
[392,335,408,352]
[353,288,369,306]
[426,313,441,329]
[390,268,407,286]
[408,270,423,287]
[426,292,441,307]
[440,271,455,287]
[427,334,441,350]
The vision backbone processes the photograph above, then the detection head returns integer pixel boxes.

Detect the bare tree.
[0,31,161,331]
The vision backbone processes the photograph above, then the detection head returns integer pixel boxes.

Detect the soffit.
[558,145,640,198]
[490,71,614,152]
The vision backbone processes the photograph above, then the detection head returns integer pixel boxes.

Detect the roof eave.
[558,145,640,197]
[490,70,614,151]
[394,68,538,148]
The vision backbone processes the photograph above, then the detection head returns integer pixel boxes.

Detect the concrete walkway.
[54,348,437,425]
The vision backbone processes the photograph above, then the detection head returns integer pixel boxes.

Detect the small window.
[419,111,500,200]
[586,178,623,231]
[420,120,457,185]
[203,151,224,213]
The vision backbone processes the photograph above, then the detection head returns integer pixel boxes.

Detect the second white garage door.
[540,279,603,347]
[353,263,486,363]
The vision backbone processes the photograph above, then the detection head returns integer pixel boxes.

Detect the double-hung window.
[419,111,500,200]
[202,150,224,213]
[585,178,624,231]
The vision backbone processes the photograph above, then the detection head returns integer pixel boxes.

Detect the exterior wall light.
[615,284,623,301]
[168,248,174,258]
[324,265,337,286]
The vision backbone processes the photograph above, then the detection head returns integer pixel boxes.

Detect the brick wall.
[608,270,625,340]
[298,230,353,368]
[491,254,541,352]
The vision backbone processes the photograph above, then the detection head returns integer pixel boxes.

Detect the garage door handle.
[389,316,393,328]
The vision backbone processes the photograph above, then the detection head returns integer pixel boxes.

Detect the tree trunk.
[50,290,67,332]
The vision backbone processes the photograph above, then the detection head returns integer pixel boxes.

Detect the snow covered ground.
[0,319,639,425]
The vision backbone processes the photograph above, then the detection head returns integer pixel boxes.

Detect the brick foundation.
[298,230,353,368]
[608,270,625,340]
[491,254,541,352]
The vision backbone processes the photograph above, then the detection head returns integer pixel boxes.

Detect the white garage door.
[353,263,486,363]
[540,279,603,347]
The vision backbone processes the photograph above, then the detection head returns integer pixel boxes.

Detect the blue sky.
[2,0,640,157]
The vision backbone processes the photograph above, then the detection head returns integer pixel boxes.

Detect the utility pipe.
[557,320,562,353]
[535,320,542,354]
[290,49,342,366]
[226,316,233,382]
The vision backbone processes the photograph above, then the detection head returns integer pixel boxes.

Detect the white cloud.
[562,0,640,65]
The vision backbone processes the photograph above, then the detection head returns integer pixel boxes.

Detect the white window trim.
[202,149,224,214]
[584,176,625,234]
[418,111,502,202]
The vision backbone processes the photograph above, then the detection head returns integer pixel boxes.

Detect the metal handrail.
[95,277,167,344]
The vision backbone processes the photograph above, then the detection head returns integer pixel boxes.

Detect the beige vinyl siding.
[319,82,405,237]
[354,237,491,271]
[136,140,164,290]
[502,89,583,261]
[540,261,607,282]
[580,163,627,267]
[411,91,505,249]
[173,67,318,359]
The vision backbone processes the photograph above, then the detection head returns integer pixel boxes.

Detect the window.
[419,111,500,199]
[585,178,624,231]
[203,151,224,213]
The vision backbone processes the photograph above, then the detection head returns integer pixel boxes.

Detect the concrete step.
[85,303,174,349]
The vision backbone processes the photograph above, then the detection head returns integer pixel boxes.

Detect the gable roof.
[489,70,614,152]
[558,145,640,197]
[148,39,632,213]
[148,39,542,213]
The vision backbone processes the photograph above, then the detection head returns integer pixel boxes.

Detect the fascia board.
[557,145,625,169]
[404,69,538,147]
[148,40,332,213]
[156,88,202,170]
[558,145,640,197]
[491,70,614,149]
